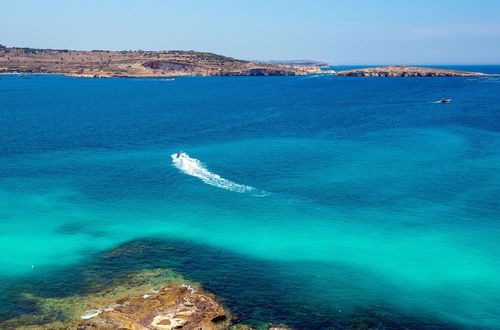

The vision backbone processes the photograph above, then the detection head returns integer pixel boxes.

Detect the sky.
[1,0,500,64]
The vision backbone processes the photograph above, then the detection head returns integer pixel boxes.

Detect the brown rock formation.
[336,65,484,77]
[0,45,323,77]
[0,266,287,330]
[0,269,231,329]
[78,284,231,330]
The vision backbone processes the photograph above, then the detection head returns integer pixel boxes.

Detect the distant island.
[0,45,325,78]
[254,59,332,68]
[336,65,485,77]
[1,46,488,78]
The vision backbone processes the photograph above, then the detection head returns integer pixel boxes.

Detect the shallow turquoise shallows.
[1,70,500,328]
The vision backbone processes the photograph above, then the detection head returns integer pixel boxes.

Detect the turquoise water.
[1,71,500,328]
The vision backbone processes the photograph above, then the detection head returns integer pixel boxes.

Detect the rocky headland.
[336,65,484,77]
[0,268,289,330]
[77,283,231,330]
[0,45,325,78]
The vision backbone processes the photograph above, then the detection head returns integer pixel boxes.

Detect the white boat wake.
[171,153,268,196]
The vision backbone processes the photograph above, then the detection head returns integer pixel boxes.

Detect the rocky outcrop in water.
[336,65,484,77]
[78,284,231,330]
[0,267,288,330]
[0,45,323,77]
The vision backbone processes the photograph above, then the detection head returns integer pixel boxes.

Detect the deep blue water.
[1,69,500,328]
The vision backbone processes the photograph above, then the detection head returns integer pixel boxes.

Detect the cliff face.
[255,60,331,68]
[336,65,484,77]
[0,45,322,77]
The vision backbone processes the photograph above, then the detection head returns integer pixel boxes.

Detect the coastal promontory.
[0,45,323,77]
[336,65,484,77]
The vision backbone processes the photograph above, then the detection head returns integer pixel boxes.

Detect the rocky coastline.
[0,45,324,78]
[77,283,232,330]
[3,45,486,79]
[336,65,484,77]
[0,268,289,330]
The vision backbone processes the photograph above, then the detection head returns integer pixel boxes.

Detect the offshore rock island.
[0,45,324,77]
[336,65,485,77]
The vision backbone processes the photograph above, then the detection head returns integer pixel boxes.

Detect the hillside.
[0,45,323,77]
[254,59,331,68]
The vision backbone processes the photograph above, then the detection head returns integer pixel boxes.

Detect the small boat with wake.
[170,152,261,194]
[439,98,452,103]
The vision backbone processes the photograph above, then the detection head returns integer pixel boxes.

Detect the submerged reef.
[1,238,456,329]
[1,268,249,329]
[0,269,206,329]
[0,243,289,330]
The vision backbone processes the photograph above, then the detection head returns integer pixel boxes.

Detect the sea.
[1,66,500,329]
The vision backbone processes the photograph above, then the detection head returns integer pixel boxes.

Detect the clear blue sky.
[1,0,500,64]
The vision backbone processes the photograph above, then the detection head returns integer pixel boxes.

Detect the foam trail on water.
[171,153,267,195]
